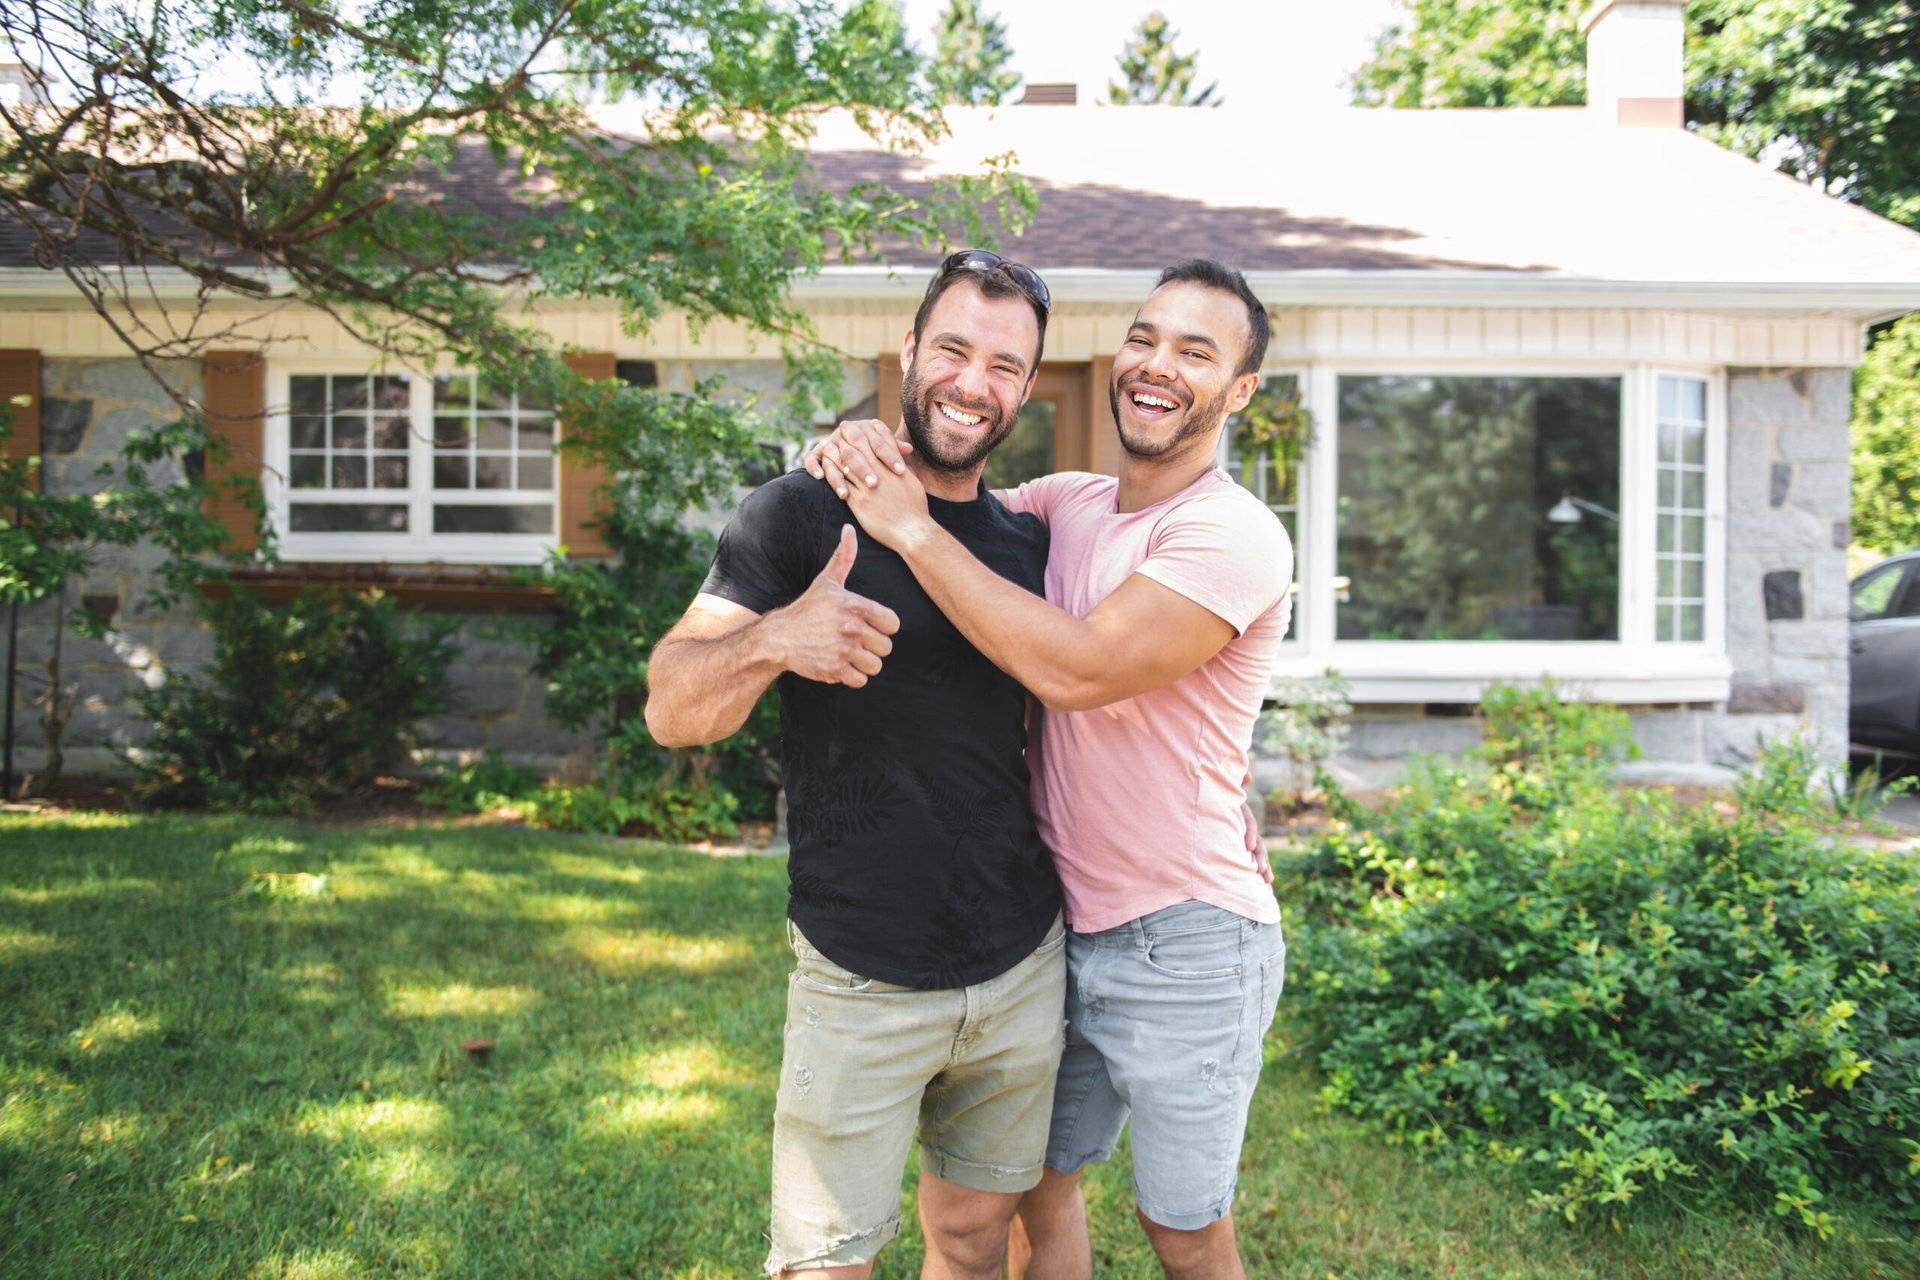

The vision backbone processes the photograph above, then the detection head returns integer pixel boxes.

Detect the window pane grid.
[288,373,412,535]
[1656,376,1708,642]
[1224,375,1303,637]
[284,370,559,544]
[288,374,411,496]
[431,374,556,499]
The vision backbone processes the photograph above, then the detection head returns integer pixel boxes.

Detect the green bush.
[1292,688,1920,1236]
[421,750,541,815]
[522,781,739,842]
[129,588,458,811]
[422,754,741,844]
[506,496,779,832]
[1478,681,1637,809]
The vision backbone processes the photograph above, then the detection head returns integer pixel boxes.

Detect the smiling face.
[1109,280,1261,464]
[899,279,1041,477]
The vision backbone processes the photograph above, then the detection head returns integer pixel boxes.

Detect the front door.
[877,357,1111,486]
[984,364,1090,490]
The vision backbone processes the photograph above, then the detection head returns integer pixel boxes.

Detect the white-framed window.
[1221,369,1306,643]
[1272,361,1729,703]
[1333,371,1624,642]
[267,365,560,563]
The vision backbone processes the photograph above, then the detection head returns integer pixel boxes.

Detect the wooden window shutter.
[560,351,617,559]
[202,349,265,553]
[1088,356,1122,476]
[876,354,903,433]
[0,349,40,463]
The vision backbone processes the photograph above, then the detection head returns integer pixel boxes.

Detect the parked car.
[1850,550,1920,756]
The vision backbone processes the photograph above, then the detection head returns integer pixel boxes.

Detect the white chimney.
[1580,1,1685,127]
[0,63,49,108]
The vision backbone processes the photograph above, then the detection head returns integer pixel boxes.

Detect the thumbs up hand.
[767,524,901,688]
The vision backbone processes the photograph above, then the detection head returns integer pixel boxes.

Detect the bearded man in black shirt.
[647,252,1062,1280]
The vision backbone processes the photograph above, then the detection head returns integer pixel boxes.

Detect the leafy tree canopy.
[1852,314,1920,557]
[0,0,1030,519]
[927,0,1020,105]
[1353,0,1920,228]
[1109,10,1220,106]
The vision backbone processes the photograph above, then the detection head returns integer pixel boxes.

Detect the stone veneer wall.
[1718,366,1854,765]
[5,354,873,778]
[1254,365,1856,790]
[9,358,213,773]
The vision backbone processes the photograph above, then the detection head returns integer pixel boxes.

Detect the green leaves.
[2,0,1025,504]
[1852,313,1920,558]
[926,0,1021,106]
[1109,10,1220,107]
[129,588,462,811]
[1353,0,1587,109]
[1353,1,1920,231]
[1292,686,1920,1232]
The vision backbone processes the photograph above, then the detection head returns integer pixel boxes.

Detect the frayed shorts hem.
[763,1217,900,1276]
[920,1140,1046,1194]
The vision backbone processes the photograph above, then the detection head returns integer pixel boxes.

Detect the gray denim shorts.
[1044,899,1285,1230]
[764,916,1067,1275]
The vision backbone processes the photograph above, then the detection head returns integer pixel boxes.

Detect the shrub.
[423,755,740,844]
[522,782,739,843]
[130,588,458,811]
[1291,685,1920,1235]
[1477,680,1637,809]
[504,495,779,837]
[421,750,541,815]
[1260,671,1352,803]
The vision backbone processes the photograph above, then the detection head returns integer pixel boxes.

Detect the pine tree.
[1109,11,1221,106]
[927,0,1021,105]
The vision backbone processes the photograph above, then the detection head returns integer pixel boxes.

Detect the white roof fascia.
[796,267,1920,320]
[3,265,1916,322]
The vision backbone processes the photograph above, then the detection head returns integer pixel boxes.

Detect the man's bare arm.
[645,525,900,747]
[835,472,1227,711]
[879,517,1233,712]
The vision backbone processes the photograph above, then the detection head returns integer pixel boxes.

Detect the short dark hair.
[1153,259,1269,376]
[912,265,1049,369]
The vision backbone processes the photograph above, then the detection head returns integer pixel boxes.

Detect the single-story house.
[5,0,1918,784]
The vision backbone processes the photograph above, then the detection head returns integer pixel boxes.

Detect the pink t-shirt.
[1007,468,1294,932]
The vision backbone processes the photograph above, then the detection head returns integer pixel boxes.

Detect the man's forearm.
[894,523,1109,711]
[645,622,784,747]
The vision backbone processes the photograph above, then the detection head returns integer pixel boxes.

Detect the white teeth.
[1132,393,1177,409]
[937,402,983,426]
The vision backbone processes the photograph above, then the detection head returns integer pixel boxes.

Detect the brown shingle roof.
[7,103,1920,291]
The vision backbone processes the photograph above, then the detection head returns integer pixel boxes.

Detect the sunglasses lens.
[934,250,1050,314]
[1006,264,1050,309]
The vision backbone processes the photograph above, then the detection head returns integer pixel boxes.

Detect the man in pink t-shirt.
[810,260,1292,1280]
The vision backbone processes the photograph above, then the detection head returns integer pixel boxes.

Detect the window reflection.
[1336,375,1622,642]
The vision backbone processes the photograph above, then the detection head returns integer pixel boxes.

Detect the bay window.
[1265,363,1726,702]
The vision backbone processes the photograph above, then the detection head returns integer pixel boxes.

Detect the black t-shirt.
[700,471,1061,989]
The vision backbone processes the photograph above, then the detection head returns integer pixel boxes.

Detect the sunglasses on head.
[932,249,1051,316]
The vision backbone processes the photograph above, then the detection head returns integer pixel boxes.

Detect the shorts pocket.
[789,924,876,993]
[1033,916,1067,957]
[1141,908,1246,981]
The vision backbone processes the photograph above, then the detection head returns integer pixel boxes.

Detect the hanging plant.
[1233,380,1314,497]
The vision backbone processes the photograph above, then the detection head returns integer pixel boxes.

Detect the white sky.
[896,0,1407,112]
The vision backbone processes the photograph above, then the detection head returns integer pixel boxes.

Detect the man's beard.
[900,362,1016,474]
[1110,376,1235,461]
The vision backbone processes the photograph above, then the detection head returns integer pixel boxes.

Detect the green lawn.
[2,814,1913,1278]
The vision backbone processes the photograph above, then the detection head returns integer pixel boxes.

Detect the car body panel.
[1850,553,1920,755]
